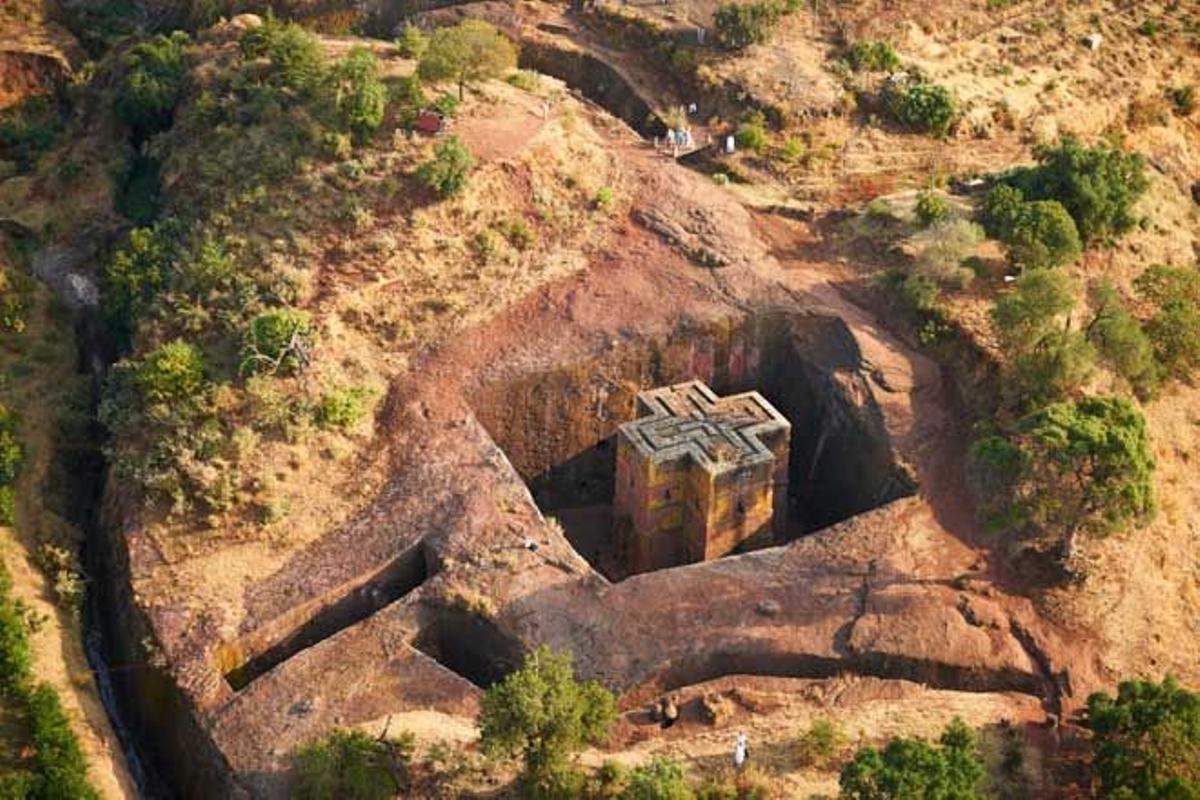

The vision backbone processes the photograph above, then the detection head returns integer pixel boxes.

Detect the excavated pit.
[221,541,434,691]
[471,312,915,581]
[412,609,526,688]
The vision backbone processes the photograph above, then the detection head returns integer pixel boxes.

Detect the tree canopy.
[418,20,517,100]
[839,718,984,799]
[1136,265,1200,382]
[331,47,388,141]
[1087,676,1200,799]
[479,646,617,794]
[290,728,413,800]
[1007,137,1149,246]
[115,31,190,138]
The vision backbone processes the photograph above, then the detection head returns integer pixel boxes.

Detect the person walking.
[733,732,749,770]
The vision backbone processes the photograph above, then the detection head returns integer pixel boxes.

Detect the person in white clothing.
[733,732,748,770]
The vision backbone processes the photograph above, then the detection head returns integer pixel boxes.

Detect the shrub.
[594,186,615,211]
[418,19,517,100]
[0,405,23,486]
[901,273,942,313]
[331,47,388,142]
[0,94,63,173]
[115,31,190,137]
[24,682,97,799]
[394,22,428,60]
[885,80,956,136]
[240,308,314,376]
[1008,329,1096,408]
[1136,265,1200,382]
[990,268,1076,353]
[0,487,14,526]
[839,718,984,800]
[479,646,617,791]
[914,189,950,227]
[1168,84,1196,116]
[0,266,34,333]
[910,219,983,290]
[1007,137,1149,246]
[735,111,769,152]
[1086,676,1200,798]
[417,135,474,198]
[315,387,371,430]
[623,758,694,800]
[797,718,846,768]
[713,0,785,50]
[290,728,413,800]
[847,40,901,72]
[0,598,32,692]
[135,340,206,406]
[102,226,172,349]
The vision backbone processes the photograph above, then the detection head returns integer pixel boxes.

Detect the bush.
[914,190,950,227]
[0,487,14,526]
[102,226,172,349]
[479,646,617,791]
[910,219,983,290]
[332,47,388,142]
[1007,137,1149,246]
[417,135,474,198]
[797,718,846,768]
[263,20,326,93]
[24,682,98,799]
[290,728,412,800]
[885,80,956,136]
[1136,265,1200,382]
[239,308,314,376]
[623,758,694,800]
[847,40,901,72]
[735,111,769,152]
[990,268,1076,353]
[418,20,517,100]
[395,23,428,60]
[0,598,32,692]
[0,94,63,174]
[1086,676,1200,798]
[0,266,35,334]
[1168,84,1196,116]
[115,31,190,137]
[135,340,206,406]
[315,387,370,430]
[839,718,983,799]
[713,0,785,50]
[0,405,23,486]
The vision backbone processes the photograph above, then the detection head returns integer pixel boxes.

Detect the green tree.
[417,20,517,100]
[839,718,984,799]
[0,404,22,486]
[135,340,206,406]
[990,268,1076,353]
[1006,199,1081,270]
[798,718,847,768]
[1136,265,1200,382]
[290,728,413,800]
[332,47,387,142]
[417,135,474,198]
[263,20,326,93]
[980,184,1025,241]
[102,226,172,349]
[479,646,617,795]
[1008,329,1096,408]
[115,31,190,137]
[239,308,314,376]
[1087,676,1200,798]
[735,111,769,152]
[1088,283,1159,398]
[1009,137,1149,246]
[1016,396,1155,558]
